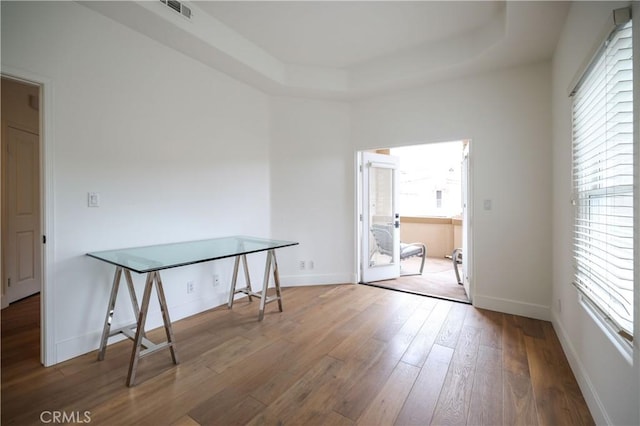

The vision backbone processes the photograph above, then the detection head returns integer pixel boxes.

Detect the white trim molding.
[1,64,56,367]
[473,294,551,321]
[552,312,611,425]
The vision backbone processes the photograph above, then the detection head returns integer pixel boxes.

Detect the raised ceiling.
[83,1,571,100]
[198,1,506,68]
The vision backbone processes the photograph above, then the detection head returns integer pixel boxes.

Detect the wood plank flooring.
[1,285,594,425]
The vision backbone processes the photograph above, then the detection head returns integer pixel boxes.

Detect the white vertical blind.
[572,19,634,339]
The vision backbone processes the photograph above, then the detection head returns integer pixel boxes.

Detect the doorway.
[357,140,472,303]
[1,76,43,360]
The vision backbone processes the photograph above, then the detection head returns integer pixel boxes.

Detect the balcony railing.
[400,216,462,258]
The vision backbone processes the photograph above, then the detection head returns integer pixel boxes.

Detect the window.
[572,16,634,340]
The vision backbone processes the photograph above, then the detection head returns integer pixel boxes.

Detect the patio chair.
[370,224,427,274]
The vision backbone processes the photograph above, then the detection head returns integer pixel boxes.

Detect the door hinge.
[7,277,11,288]
[43,235,46,244]
[359,214,363,221]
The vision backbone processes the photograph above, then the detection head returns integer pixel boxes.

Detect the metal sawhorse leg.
[228,249,283,321]
[97,267,179,386]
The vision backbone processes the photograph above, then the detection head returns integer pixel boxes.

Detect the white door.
[2,77,42,306]
[360,152,400,283]
[3,125,41,303]
[461,144,471,298]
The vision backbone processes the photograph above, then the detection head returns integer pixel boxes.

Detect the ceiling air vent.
[159,0,192,20]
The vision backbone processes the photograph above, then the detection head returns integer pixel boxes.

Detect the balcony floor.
[365,257,470,303]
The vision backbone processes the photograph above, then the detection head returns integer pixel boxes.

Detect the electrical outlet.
[186,281,195,294]
[213,274,220,286]
[299,260,306,270]
[88,192,100,207]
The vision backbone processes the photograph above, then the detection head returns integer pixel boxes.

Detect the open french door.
[360,152,400,283]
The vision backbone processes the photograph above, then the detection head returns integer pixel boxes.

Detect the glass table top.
[87,236,299,273]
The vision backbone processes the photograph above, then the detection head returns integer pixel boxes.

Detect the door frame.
[2,68,55,366]
[355,141,475,302]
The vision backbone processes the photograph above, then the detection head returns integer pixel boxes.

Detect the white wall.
[269,97,355,285]
[551,2,639,425]
[352,63,553,320]
[2,1,274,363]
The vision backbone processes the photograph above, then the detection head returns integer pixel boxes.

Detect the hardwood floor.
[1,285,594,425]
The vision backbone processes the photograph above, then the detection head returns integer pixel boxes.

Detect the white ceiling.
[197,1,506,69]
[83,1,571,100]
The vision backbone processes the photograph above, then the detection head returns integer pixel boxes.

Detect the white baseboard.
[551,312,610,425]
[54,296,226,364]
[473,294,551,321]
[1,293,8,309]
[55,323,129,364]
[53,277,351,364]
[280,273,356,287]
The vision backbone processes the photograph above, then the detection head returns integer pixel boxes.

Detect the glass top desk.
[87,236,298,386]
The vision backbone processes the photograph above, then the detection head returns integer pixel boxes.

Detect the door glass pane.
[369,165,395,267]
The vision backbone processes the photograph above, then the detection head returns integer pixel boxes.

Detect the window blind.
[572,19,634,339]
